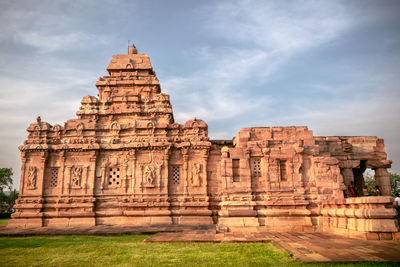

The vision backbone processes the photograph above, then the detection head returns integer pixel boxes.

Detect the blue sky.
[0,0,399,189]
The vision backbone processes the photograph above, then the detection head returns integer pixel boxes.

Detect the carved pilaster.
[87,151,97,195]
[123,156,129,194]
[140,165,144,193]
[38,151,48,196]
[182,148,189,195]
[83,166,88,194]
[131,150,137,194]
[20,152,27,195]
[59,151,66,196]
[155,161,163,191]
[289,161,295,188]
[65,166,72,195]
[221,146,229,192]
[262,148,271,191]
[201,149,209,192]
[100,164,106,191]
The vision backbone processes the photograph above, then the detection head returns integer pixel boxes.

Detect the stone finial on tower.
[128,43,138,54]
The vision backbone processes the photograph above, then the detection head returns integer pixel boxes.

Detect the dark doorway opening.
[352,160,367,196]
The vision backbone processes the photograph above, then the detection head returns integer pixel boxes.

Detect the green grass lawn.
[0,218,9,226]
[0,235,397,267]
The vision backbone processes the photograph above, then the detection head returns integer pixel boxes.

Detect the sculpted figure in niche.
[144,165,155,186]
[72,166,82,188]
[33,126,40,141]
[191,163,201,186]
[27,166,37,189]
[110,121,120,137]
[76,123,84,137]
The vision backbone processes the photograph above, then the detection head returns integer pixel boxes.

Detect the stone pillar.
[140,165,144,193]
[218,158,225,192]
[375,168,392,196]
[289,161,294,188]
[83,166,89,194]
[20,153,27,195]
[122,157,129,193]
[201,149,209,194]
[293,147,305,188]
[341,168,354,186]
[262,148,271,191]
[182,149,189,195]
[221,146,229,192]
[244,149,251,192]
[87,151,97,195]
[59,151,66,196]
[157,161,163,192]
[162,149,170,194]
[65,166,72,195]
[100,163,106,190]
[131,150,136,194]
[38,151,48,196]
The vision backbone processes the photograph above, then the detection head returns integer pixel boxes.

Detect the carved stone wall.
[9,44,397,239]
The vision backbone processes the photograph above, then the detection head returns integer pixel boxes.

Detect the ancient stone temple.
[9,44,399,239]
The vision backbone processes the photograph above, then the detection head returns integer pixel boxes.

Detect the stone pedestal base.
[7,218,43,229]
[96,215,173,226]
[320,196,400,240]
[217,200,259,231]
[171,215,213,225]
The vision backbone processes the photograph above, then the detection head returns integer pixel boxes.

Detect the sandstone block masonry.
[9,44,399,239]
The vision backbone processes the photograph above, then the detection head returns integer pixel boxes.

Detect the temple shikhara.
[9,44,399,239]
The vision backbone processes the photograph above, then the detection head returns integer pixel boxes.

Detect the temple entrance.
[363,168,375,196]
[352,160,367,196]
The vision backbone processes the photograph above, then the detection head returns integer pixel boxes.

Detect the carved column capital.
[40,151,48,162]
[262,148,271,158]
[201,149,209,159]
[129,149,136,158]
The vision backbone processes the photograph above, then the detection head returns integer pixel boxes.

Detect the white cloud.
[0,3,109,53]
[205,0,350,50]
[14,31,103,53]
[163,0,352,125]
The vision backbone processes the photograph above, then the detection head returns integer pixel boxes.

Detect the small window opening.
[108,167,121,187]
[232,159,240,182]
[279,160,287,182]
[49,168,58,187]
[172,166,180,184]
[252,158,261,177]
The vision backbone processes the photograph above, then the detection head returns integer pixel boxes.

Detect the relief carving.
[71,166,82,188]
[110,121,121,137]
[191,163,201,187]
[53,125,61,140]
[144,165,155,187]
[27,166,37,189]
[76,123,84,136]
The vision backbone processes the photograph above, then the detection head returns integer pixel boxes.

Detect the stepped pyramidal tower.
[9,44,399,240]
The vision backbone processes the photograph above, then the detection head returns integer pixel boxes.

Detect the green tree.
[364,171,376,195]
[390,172,400,196]
[0,168,17,212]
[364,171,400,196]
[5,189,18,211]
[0,168,13,192]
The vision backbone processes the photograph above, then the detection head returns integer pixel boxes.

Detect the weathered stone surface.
[8,44,398,239]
